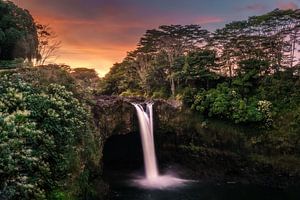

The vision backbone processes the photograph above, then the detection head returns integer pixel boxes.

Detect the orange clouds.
[9,0,300,76]
[10,0,225,76]
[277,2,298,10]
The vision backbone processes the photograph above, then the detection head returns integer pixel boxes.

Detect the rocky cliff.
[91,95,300,190]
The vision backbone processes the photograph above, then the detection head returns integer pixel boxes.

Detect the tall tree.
[71,68,101,92]
[0,0,38,61]
[213,9,300,76]
[100,59,140,95]
[181,49,219,89]
[136,25,209,95]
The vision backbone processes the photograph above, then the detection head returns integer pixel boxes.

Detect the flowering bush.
[257,100,273,126]
[0,110,49,199]
[0,74,94,199]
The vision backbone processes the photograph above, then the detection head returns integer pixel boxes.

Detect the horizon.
[11,0,300,76]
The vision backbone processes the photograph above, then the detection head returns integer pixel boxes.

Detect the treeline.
[101,9,300,125]
[102,9,300,97]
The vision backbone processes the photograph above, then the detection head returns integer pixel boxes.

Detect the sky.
[11,0,300,76]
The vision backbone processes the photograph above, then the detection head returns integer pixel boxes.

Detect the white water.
[133,103,158,179]
[132,102,188,189]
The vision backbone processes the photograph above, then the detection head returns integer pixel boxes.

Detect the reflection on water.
[105,169,300,200]
[131,174,190,189]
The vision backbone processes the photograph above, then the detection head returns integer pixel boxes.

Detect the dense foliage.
[0,0,38,62]
[0,67,101,200]
[191,83,273,125]
[101,9,300,125]
[101,9,300,163]
[0,3,103,198]
[1,1,300,198]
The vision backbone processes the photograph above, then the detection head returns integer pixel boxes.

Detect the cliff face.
[93,96,136,139]
[91,95,182,175]
[92,96,300,189]
[92,95,182,139]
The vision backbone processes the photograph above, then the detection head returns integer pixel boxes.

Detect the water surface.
[105,169,300,200]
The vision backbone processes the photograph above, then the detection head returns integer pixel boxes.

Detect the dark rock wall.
[92,96,300,188]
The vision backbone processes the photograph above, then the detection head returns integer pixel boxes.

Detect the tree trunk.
[290,29,297,68]
[171,77,175,96]
[229,65,232,78]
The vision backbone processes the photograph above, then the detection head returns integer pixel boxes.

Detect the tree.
[100,60,141,95]
[35,23,61,65]
[233,59,270,96]
[288,24,300,68]
[136,25,209,96]
[213,20,249,77]
[249,9,300,70]
[71,68,101,93]
[213,9,300,76]
[181,49,219,89]
[0,0,38,61]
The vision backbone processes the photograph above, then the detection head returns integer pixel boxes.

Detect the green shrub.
[151,88,169,99]
[0,73,98,199]
[191,83,273,125]
[0,58,26,69]
[120,89,144,97]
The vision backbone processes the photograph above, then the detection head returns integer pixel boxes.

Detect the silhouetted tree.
[0,0,38,61]
[35,23,61,65]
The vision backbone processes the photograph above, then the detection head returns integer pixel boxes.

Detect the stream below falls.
[103,168,300,200]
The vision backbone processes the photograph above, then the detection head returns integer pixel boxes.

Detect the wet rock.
[92,95,181,139]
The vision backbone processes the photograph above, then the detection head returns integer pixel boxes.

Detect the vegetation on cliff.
[0,66,102,199]
[101,8,300,158]
[0,0,300,199]
[100,8,300,184]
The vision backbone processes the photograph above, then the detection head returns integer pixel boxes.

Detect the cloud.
[237,3,267,12]
[194,16,224,24]
[8,0,233,76]
[277,2,298,10]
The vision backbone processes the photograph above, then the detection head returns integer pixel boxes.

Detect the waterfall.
[133,103,158,179]
[132,102,188,189]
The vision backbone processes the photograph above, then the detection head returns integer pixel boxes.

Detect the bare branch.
[35,23,61,65]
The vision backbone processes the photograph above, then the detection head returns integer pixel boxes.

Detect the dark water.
[102,134,299,200]
[105,170,300,200]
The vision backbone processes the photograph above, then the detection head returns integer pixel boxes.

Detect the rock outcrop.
[92,95,181,139]
[92,95,300,189]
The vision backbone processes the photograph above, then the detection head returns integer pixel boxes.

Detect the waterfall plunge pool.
[102,131,300,200]
[102,103,300,199]
[103,168,300,200]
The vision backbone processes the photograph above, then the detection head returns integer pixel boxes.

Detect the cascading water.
[132,103,158,179]
[132,102,189,189]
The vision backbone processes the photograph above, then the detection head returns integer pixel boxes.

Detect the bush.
[0,58,26,69]
[0,73,98,199]
[120,89,144,97]
[180,87,198,105]
[151,88,169,99]
[191,83,273,125]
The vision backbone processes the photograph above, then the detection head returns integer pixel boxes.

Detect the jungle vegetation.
[0,0,300,199]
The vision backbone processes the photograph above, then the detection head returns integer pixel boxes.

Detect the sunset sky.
[11,0,300,76]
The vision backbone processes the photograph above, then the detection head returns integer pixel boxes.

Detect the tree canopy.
[0,0,38,61]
